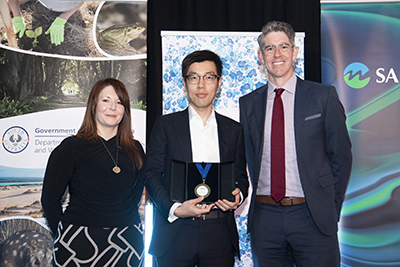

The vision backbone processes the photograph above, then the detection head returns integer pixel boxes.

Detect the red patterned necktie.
[271,88,285,203]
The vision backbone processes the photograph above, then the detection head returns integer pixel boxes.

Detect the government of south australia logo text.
[2,126,29,153]
[343,62,371,89]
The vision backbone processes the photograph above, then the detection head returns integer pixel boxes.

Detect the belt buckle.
[192,214,206,220]
[280,197,292,206]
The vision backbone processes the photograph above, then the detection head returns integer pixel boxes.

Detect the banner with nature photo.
[0,1,147,265]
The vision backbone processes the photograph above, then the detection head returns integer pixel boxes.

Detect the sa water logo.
[2,126,29,153]
[343,62,371,89]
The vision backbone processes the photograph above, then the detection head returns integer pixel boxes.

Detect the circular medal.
[113,166,121,174]
[195,183,211,198]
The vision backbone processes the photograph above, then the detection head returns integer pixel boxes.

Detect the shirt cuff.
[239,191,244,205]
[168,202,182,223]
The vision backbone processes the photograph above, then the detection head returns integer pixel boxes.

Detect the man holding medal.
[144,50,249,267]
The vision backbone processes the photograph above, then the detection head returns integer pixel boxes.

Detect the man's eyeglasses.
[262,43,292,56]
[185,73,220,84]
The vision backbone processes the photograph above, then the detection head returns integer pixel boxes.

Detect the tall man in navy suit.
[239,21,352,266]
[145,50,249,267]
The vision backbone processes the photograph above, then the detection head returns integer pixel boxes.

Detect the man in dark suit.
[145,50,249,267]
[239,21,352,266]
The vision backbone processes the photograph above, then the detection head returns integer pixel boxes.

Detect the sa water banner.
[161,31,304,267]
[321,2,400,266]
[0,1,147,265]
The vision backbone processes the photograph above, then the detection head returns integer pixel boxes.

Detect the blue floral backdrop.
[161,32,304,121]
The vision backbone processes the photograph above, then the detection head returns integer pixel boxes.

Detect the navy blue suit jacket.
[239,77,352,236]
[144,108,249,257]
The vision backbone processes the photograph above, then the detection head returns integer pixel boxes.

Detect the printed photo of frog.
[95,2,147,57]
[0,1,102,57]
[0,1,147,58]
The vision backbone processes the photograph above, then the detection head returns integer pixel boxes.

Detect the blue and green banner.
[321,2,400,266]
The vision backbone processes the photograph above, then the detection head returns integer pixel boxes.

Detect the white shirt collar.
[188,105,216,126]
[267,73,297,96]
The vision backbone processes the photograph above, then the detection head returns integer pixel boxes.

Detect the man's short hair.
[258,21,296,50]
[181,50,223,78]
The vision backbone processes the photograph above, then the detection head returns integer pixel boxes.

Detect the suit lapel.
[254,84,268,140]
[249,84,268,162]
[173,109,193,161]
[216,112,230,162]
[294,77,311,139]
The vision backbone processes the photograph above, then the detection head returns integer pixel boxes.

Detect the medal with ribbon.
[194,163,212,198]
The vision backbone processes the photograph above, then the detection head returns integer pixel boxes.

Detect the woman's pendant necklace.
[99,137,121,174]
[112,166,121,174]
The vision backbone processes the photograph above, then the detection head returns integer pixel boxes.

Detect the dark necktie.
[271,88,285,203]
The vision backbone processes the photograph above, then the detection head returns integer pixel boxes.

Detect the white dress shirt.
[168,105,220,222]
[189,105,220,163]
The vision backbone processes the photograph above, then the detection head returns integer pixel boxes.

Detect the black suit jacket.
[144,108,249,257]
[239,77,352,236]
